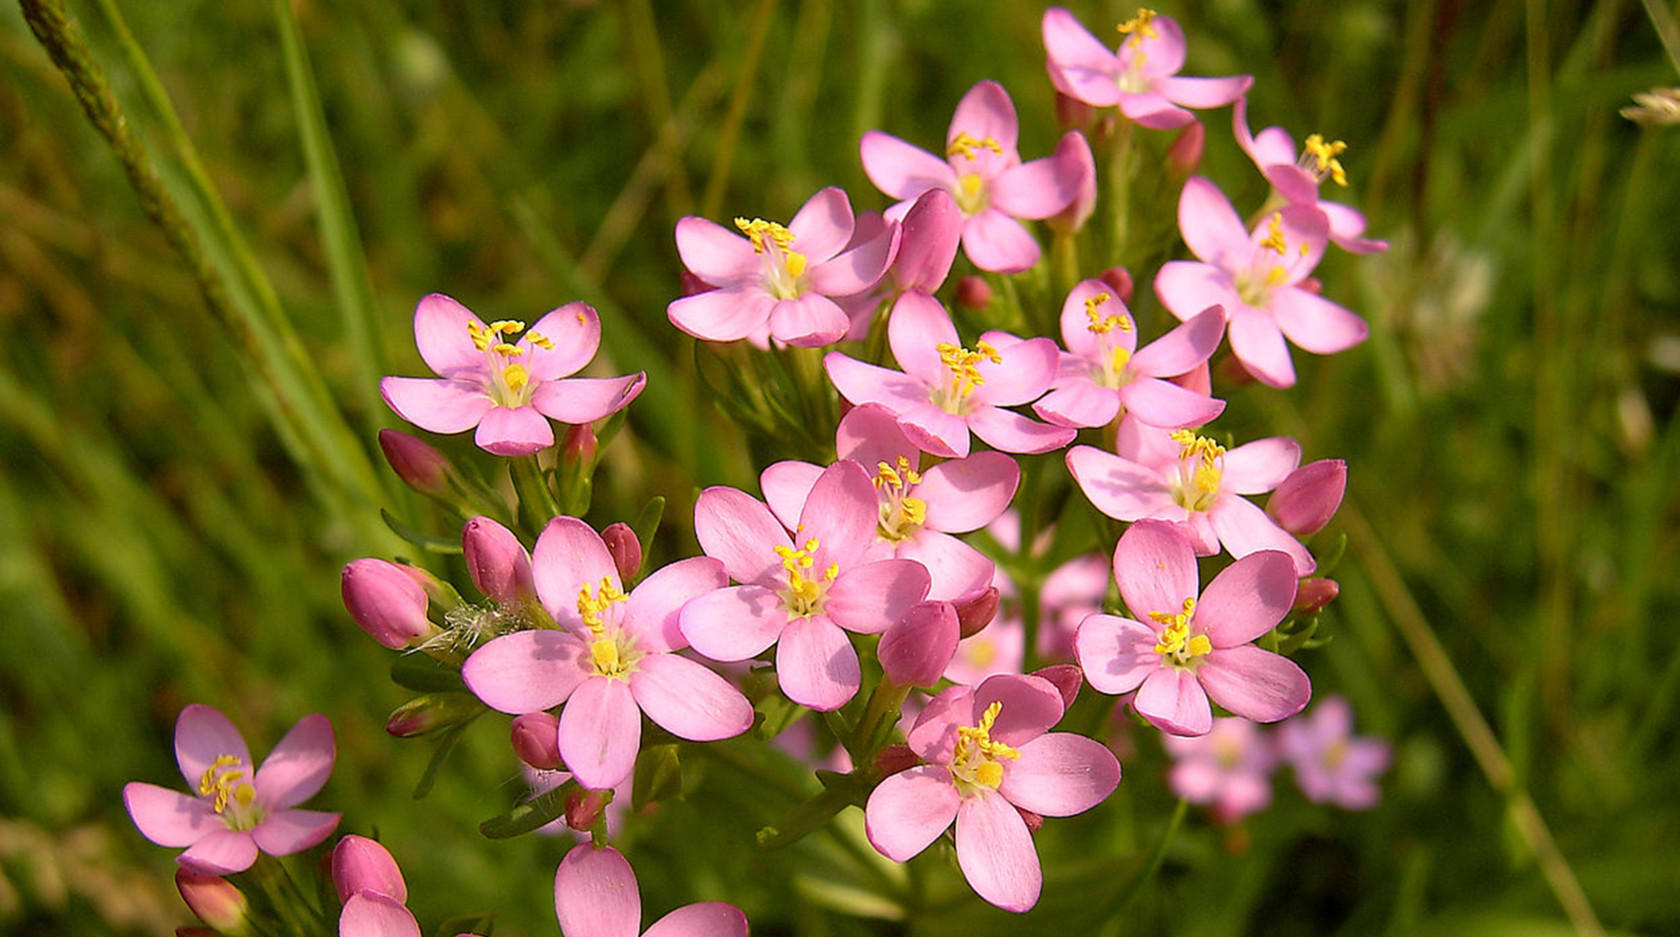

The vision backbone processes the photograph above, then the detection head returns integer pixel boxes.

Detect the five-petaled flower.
[1042,8,1252,129]
[1233,98,1388,255]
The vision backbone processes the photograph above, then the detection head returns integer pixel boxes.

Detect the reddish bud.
[565,786,613,832]
[175,869,249,934]
[955,276,992,311]
[1098,267,1135,305]
[679,271,717,298]
[341,559,433,649]
[462,516,534,604]
[1267,459,1347,538]
[561,422,597,466]
[1298,277,1323,295]
[880,601,959,687]
[1218,353,1259,388]
[385,692,480,738]
[1054,90,1094,131]
[953,586,1001,638]
[510,712,563,770]
[602,523,644,582]
[331,835,407,905]
[1031,664,1083,712]
[1292,578,1340,616]
[1165,121,1205,177]
[378,429,454,497]
[1014,805,1044,833]
[872,744,920,778]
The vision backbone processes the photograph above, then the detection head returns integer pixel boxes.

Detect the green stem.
[700,0,780,217]
[1106,118,1135,260]
[510,455,562,534]
[850,677,912,763]
[1098,797,1187,931]
[1050,229,1080,309]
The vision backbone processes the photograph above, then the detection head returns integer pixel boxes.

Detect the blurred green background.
[2,0,1678,934]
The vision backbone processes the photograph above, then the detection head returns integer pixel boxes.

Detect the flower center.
[1084,292,1136,387]
[1300,134,1349,187]
[1149,597,1211,667]
[773,537,838,619]
[952,172,988,215]
[1116,8,1158,44]
[1235,213,1300,308]
[198,755,262,830]
[873,457,927,542]
[736,217,807,300]
[931,341,1000,414]
[577,577,636,679]
[951,702,1020,795]
[1168,430,1225,512]
[1115,9,1158,89]
[468,319,554,408]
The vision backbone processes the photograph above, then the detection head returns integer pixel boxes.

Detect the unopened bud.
[378,429,453,497]
[385,692,481,738]
[561,422,597,466]
[462,517,535,605]
[872,744,920,778]
[342,559,433,649]
[953,586,1001,638]
[1054,90,1094,131]
[1014,805,1044,833]
[1292,578,1340,616]
[331,835,407,905]
[565,786,612,832]
[879,601,959,687]
[955,276,992,311]
[602,523,644,582]
[1031,664,1083,712]
[1218,353,1259,388]
[1268,460,1347,538]
[175,869,249,934]
[1173,360,1213,397]
[1165,121,1205,177]
[894,190,962,293]
[680,270,717,298]
[1098,267,1134,305]
[1045,131,1096,234]
[510,712,563,770]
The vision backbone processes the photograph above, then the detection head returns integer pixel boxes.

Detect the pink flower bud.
[1293,578,1340,616]
[1172,360,1213,397]
[879,601,959,687]
[385,693,480,738]
[331,835,408,905]
[953,586,1000,638]
[680,270,717,297]
[892,188,962,293]
[1098,267,1135,305]
[1267,459,1347,537]
[1014,805,1044,833]
[175,869,249,934]
[377,429,453,497]
[1054,90,1093,131]
[1031,664,1083,712]
[1166,121,1205,177]
[510,712,563,770]
[565,787,612,832]
[601,523,643,582]
[341,559,432,649]
[955,276,992,311]
[872,744,919,777]
[562,422,597,464]
[1046,131,1096,234]
[462,517,534,604]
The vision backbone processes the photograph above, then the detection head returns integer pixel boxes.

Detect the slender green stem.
[1640,0,1680,76]
[850,676,912,762]
[1106,118,1134,260]
[1098,797,1187,930]
[510,455,562,534]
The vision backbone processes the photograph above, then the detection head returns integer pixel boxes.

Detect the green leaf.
[412,722,470,800]
[382,509,464,554]
[632,742,681,810]
[479,783,571,840]
[389,656,465,693]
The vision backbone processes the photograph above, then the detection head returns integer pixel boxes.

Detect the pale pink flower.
[1067,417,1317,574]
[1154,177,1368,388]
[946,613,1024,687]
[555,843,747,937]
[759,404,1018,600]
[1074,521,1310,736]
[1042,8,1251,129]
[1233,98,1387,254]
[1276,695,1391,809]
[1162,717,1277,822]
[1036,552,1111,661]
[461,518,752,790]
[123,705,340,874]
[668,187,896,347]
[1032,279,1226,430]
[680,461,931,711]
[382,294,646,456]
[860,81,1083,273]
[824,291,1074,458]
[865,673,1121,912]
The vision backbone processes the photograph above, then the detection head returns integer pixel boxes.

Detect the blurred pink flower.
[1042,8,1251,129]
[1233,98,1387,254]
[555,843,747,937]
[1276,695,1391,809]
[1162,717,1277,822]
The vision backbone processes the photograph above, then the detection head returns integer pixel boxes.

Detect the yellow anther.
[1150,597,1211,664]
[1302,134,1349,187]
[734,218,797,254]
[468,321,492,351]
[1084,291,1132,334]
[937,341,1002,400]
[953,702,1021,792]
[774,539,833,612]
[947,131,1005,162]
[1169,431,1225,507]
[502,363,530,394]
[590,637,624,677]
[197,755,256,815]
[490,320,525,335]
[470,319,549,357]
[576,576,629,635]
[1260,213,1288,255]
[491,342,524,356]
[784,250,808,280]
[527,331,555,350]
[873,457,922,490]
[898,496,927,527]
[1117,8,1159,43]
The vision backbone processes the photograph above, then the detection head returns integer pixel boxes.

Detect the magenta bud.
[601,523,644,583]
[1031,664,1083,712]
[953,586,1001,639]
[331,835,407,905]
[1098,267,1135,305]
[510,712,563,770]
[1219,353,1260,388]
[462,517,534,604]
[880,601,959,687]
[561,422,597,465]
[1293,578,1340,616]
[1014,805,1045,833]
[872,744,920,778]
[1165,121,1205,177]
[342,559,433,649]
[1299,277,1323,295]
[1046,131,1097,234]
[955,276,992,311]
[1054,90,1094,131]
[378,429,453,497]
[386,693,480,738]
[680,270,717,298]
[893,189,962,293]
[175,869,250,934]
[1268,459,1347,537]
[565,787,612,832]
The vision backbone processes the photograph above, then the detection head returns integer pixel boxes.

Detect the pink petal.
[948,81,1020,177]
[788,186,855,263]
[1118,92,1194,130]
[675,216,760,285]
[175,704,249,788]
[1321,201,1388,254]
[474,405,553,456]
[1221,437,1301,494]
[1000,732,1121,817]
[533,517,621,628]
[1178,177,1251,270]
[679,585,789,661]
[1227,310,1297,388]
[1155,75,1252,109]
[990,157,1078,220]
[808,229,896,297]
[1208,496,1316,575]
[1196,551,1298,647]
[887,290,960,386]
[560,677,641,790]
[1065,446,1172,520]
[412,293,487,378]
[955,791,1041,912]
[968,407,1076,455]
[1198,645,1312,722]
[1113,520,1200,620]
[340,893,421,937]
[822,353,936,416]
[974,673,1065,748]
[898,403,973,458]
[1132,14,1186,77]
[825,559,931,634]
[860,131,956,201]
[123,782,217,847]
[630,653,753,741]
[918,453,1019,532]
[1271,288,1370,354]
[1058,279,1133,359]
[972,336,1059,407]
[694,487,793,586]
[960,209,1040,274]
[1073,615,1159,695]
[797,461,880,570]
[253,714,333,811]
[1130,305,1226,377]
[643,903,750,937]
[1036,380,1121,429]
[769,294,849,348]
[1153,261,1238,324]
[555,843,640,937]
[908,685,973,763]
[892,190,962,291]
[178,828,258,875]
[834,401,919,469]
[1042,8,1118,79]
[1133,668,1212,736]
[622,556,726,653]
[381,377,493,435]
[531,374,647,424]
[776,616,861,711]
[864,765,959,861]
[667,289,776,343]
[524,303,602,381]
[1117,377,1225,429]
[252,808,339,856]
[759,460,823,531]
[897,532,995,602]
[463,631,591,713]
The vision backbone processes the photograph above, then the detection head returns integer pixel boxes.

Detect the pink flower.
[123,705,340,874]
[680,461,931,710]
[1233,98,1387,254]
[824,291,1074,458]
[1067,417,1317,574]
[1042,8,1251,129]
[1267,458,1347,538]
[860,81,1083,273]
[1033,279,1226,430]
[668,187,896,347]
[946,613,1025,687]
[1162,717,1276,822]
[341,559,435,649]
[864,673,1121,912]
[1154,177,1368,388]
[759,404,1018,600]
[461,518,753,790]
[1074,521,1310,736]
[381,294,646,456]
[1036,552,1111,661]
[1276,695,1391,809]
[555,843,747,937]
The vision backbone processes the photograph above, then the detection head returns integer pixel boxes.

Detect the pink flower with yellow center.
[1042,8,1252,129]
[1276,695,1392,809]
[1162,717,1278,822]
[1233,98,1388,255]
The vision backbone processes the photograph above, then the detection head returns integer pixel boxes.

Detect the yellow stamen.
[502,363,530,394]
[491,342,524,356]
[1150,597,1212,665]
[469,319,551,358]
[1116,8,1159,43]
[937,341,1002,400]
[773,538,836,614]
[1110,346,1132,375]
[590,638,624,677]
[947,131,1005,162]
[527,331,555,350]
[873,456,923,490]
[576,576,629,635]
[197,755,257,815]
[952,702,1021,792]
[1084,291,1132,335]
[1302,134,1349,187]
[1169,430,1225,509]
[1260,213,1288,255]
[784,250,808,280]
[734,218,797,254]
